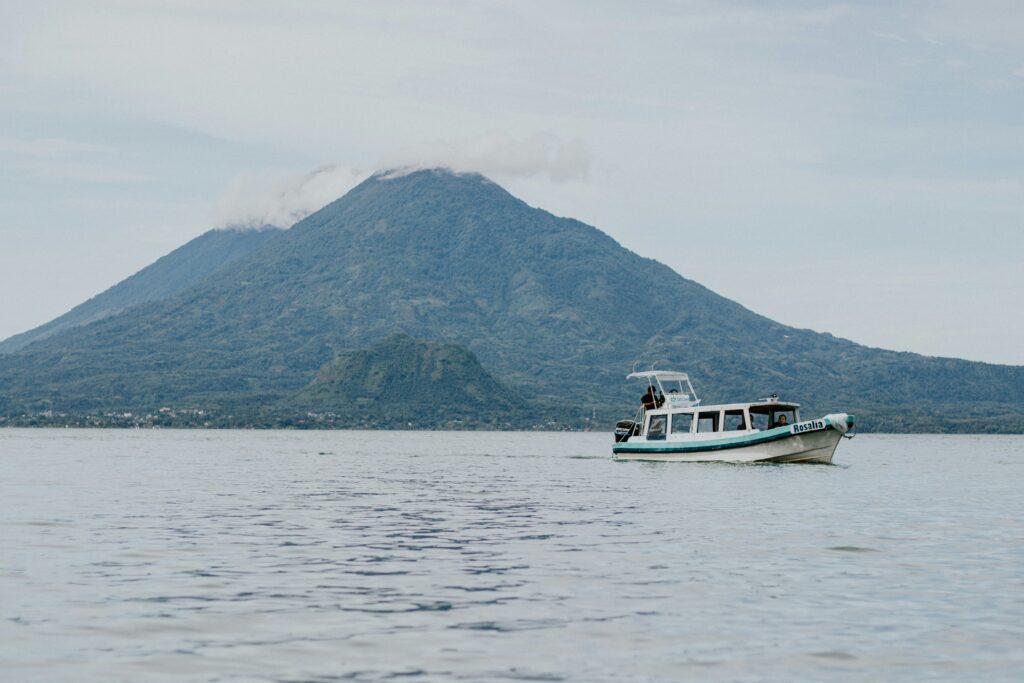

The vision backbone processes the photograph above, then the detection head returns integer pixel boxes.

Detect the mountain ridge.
[0,225,283,354]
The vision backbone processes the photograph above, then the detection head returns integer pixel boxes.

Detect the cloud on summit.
[213,134,591,229]
[381,133,591,183]
[212,165,367,230]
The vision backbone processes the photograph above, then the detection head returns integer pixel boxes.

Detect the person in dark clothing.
[769,414,789,429]
[655,389,665,408]
[641,385,656,410]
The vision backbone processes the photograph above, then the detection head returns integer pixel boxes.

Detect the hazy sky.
[2,1,1022,364]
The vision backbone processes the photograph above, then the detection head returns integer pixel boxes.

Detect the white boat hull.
[613,415,852,464]
[612,366,853,464]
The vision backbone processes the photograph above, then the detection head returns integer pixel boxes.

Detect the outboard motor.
[614,419,638,443]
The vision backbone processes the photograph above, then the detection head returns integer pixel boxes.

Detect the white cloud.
[871,31,908,43]
[0,136,113,158]
[0,136,141,184]
[211,165,368,229]
[380,133,591,183]
[213,134,590,229]
[29,162,152,183]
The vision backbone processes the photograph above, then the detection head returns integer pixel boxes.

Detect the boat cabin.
[621,370,800,442]
[641,400,801,441]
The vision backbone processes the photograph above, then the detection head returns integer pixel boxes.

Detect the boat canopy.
[626,371,690,382]
[627,370,699,408]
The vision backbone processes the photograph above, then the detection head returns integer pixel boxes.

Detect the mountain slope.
[292,334,529,427]
[0,226,283,354]
[0,169,1021,431]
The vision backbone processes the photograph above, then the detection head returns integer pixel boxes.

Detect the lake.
[1,429,1022,682]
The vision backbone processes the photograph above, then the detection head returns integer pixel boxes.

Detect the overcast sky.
[2,1,1022,364]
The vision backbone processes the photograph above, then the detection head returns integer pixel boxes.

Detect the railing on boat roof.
[626,370,699,409]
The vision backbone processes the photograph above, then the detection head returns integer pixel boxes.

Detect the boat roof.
[627,369,798,412]
[648,400,801,413]
[627,371,690,382]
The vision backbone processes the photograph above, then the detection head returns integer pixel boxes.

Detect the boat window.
[647,414,667,440]
[724,410,747,431]
[671,412,692,435]
[749,405,776,430]
[749,405,798,429]
[696,411,719,433]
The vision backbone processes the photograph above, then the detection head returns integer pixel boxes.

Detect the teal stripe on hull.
[612,418,841,455]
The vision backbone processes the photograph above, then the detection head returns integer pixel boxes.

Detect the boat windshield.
[749,404,797,430]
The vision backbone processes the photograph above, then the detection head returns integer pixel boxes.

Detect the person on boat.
[770,414,789,429]
[655,389,665,408]
[641,386,657,410]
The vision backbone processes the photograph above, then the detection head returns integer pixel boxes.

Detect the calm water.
[1,430,1022,682]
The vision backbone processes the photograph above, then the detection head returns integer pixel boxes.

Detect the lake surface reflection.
[1,430,1022,681]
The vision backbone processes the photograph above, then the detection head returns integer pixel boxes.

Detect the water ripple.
[1,430,1023,682]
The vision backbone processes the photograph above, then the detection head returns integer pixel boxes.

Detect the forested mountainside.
[1,170,1021,432]
[0,226,282,354]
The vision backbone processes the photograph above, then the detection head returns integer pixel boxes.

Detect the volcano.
[1,169,1021,431]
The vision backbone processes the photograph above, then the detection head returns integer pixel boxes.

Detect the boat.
[612,370,854,463]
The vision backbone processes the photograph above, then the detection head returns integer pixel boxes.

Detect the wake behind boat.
[612,370,854,463]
